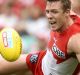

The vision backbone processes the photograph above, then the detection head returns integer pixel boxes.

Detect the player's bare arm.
[0,54,28,74]
[67,33,80,75]
[68,33,80,62]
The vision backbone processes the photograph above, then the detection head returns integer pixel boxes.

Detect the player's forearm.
[0,54,28,74]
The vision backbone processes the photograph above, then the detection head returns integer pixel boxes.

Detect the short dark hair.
[47,0,71,12]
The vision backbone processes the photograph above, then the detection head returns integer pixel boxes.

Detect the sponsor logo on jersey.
[30,54,38,63]
[52,43,65,59]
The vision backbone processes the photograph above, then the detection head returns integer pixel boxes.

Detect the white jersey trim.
[42,50,78,75]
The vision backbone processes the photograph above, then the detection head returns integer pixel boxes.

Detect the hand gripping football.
[0,28,22,61]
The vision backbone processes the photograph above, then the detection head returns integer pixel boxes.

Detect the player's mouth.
[50,22,56,25]
[49,21,57,27]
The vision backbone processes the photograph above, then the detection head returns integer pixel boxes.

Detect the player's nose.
[46,12,53,20]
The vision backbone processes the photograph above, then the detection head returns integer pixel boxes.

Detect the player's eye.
[51,10,58,14]
[46,10,49,14]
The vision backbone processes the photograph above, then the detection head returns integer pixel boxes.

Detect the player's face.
[46,1,69,32]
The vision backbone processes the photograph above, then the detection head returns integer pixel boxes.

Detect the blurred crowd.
[0,0,50,55]
[0,0,80,75]
[0,0,49,74]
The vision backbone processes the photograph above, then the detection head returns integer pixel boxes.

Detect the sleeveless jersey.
[26,15,80,75]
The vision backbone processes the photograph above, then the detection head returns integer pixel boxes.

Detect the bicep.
[68,33,80,62]
[0,54,29,74]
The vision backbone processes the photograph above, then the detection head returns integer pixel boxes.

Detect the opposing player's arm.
[0,54,29,74]
[68,33,80,62]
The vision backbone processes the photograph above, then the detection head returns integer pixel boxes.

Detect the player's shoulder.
[68,33,80,45]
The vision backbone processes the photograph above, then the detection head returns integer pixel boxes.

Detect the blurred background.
[0,0,49,75]
[0,0,80,75]
[0,0,50,54]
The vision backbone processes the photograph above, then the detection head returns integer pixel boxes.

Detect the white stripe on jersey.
[42,50,78,75]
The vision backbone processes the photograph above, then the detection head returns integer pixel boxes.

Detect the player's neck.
[66,16,74,27]
[57,17,74,33]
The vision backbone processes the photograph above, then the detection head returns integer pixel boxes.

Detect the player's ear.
[65,9,70,16]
